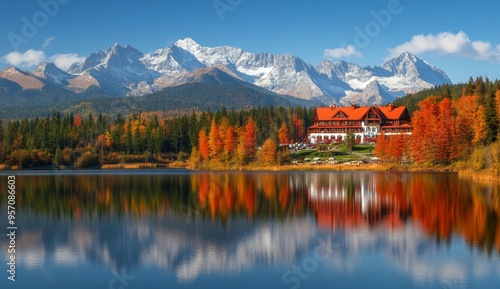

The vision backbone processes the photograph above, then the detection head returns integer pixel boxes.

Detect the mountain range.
[0,38,452,106]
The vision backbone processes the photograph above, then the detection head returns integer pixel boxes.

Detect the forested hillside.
[0,82,316,119]
[0,106,315,168]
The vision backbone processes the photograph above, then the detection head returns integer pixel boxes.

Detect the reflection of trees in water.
[307,172,500,255]
[0,171,499,284]
[0,172,310,221]
[0,171,499,259]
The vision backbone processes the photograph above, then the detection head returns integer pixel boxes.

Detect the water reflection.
[0,171,499,288]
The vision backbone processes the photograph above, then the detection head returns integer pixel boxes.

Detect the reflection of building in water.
[307,174,407,230]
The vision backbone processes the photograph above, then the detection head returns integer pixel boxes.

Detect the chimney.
[351,104,357,109]
[389,104,394,111]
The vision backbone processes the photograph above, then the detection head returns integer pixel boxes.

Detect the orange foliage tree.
[434,98,455,163]
[208,118,223,159]
[278,123,289,144]
[258,138,277,164]
[223,126,236,158]
[411,97,440,164]
[373,132,388,160]
[452,95,478,160]
[244,117,256,159]
[198,130,209,161]
[472,104,487,145]
[388,134,410,163]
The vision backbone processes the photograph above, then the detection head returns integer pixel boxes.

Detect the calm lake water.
[1,170,500,289]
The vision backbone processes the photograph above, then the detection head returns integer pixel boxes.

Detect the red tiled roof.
[308,125,363,129]
[316,105,408,121]
[316,106,371,121]
[377,106,407,120]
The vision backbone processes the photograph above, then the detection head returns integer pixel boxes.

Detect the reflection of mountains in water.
[1,171,500,283]
[7,210,499,285]
[12,211,318,281]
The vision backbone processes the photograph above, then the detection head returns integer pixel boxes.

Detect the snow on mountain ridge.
[0,38,452,105]
[32,62,74,85]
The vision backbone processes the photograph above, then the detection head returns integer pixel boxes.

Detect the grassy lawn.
[291,144,374,162]
[352,145,375,154]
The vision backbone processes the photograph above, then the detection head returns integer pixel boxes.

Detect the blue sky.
[1,0,499,83]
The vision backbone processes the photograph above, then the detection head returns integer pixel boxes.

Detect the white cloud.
[2,49,86,70]
[2,49,47,68]
[388,31,500,61]
[50,54,86,70]
[324,45,363,59]
[42,36,56,49]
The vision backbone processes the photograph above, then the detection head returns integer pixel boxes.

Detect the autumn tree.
[292,115,305,142]
[434,98,455,163]
[373,132,388,160]
[452,95,478,160]
[278,123,290,144]
[198,130,209,161]
[244,117,257,159]
[388,134,410,163]
[208,118,222,159]
[258,138,277,165]
[223,126,236,158]
[411,97,439,164]
[189,146,201,168]
[472,105,487,145]
[73,113,83,128]
[218,117,230,144]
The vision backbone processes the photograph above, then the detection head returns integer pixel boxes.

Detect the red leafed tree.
[411,97,439,164]
[74,113,83,128]
[292,115,304,142]
[278,123,289,144]
[244,117,256,159]
[198,130,209,161]
[434,98,455,163]
[388,134,410,163]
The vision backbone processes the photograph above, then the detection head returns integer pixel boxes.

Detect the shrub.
[6,150,30,167]
[468,147,486,171]
[29,150,52,166]
[75,152,100,168]
[101,152,120,164]
[62,148,78,165]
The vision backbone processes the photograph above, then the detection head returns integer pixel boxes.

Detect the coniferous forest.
[0,105,314,168]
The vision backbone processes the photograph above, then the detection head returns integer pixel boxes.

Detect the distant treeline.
[0,106,315,168]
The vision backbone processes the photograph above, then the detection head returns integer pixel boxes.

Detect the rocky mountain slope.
[0,38,452,105]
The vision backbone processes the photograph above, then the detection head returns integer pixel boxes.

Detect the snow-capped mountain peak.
[32,62,73,85]
[1,39,452,105]
[381,51,451,85]
[174,37,202,51]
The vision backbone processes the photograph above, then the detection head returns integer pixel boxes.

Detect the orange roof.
[316,106,371,121]
[377,105,407,120]
[316,105,408,121]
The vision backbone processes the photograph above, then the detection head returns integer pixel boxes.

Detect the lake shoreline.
[3,161,499,179]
